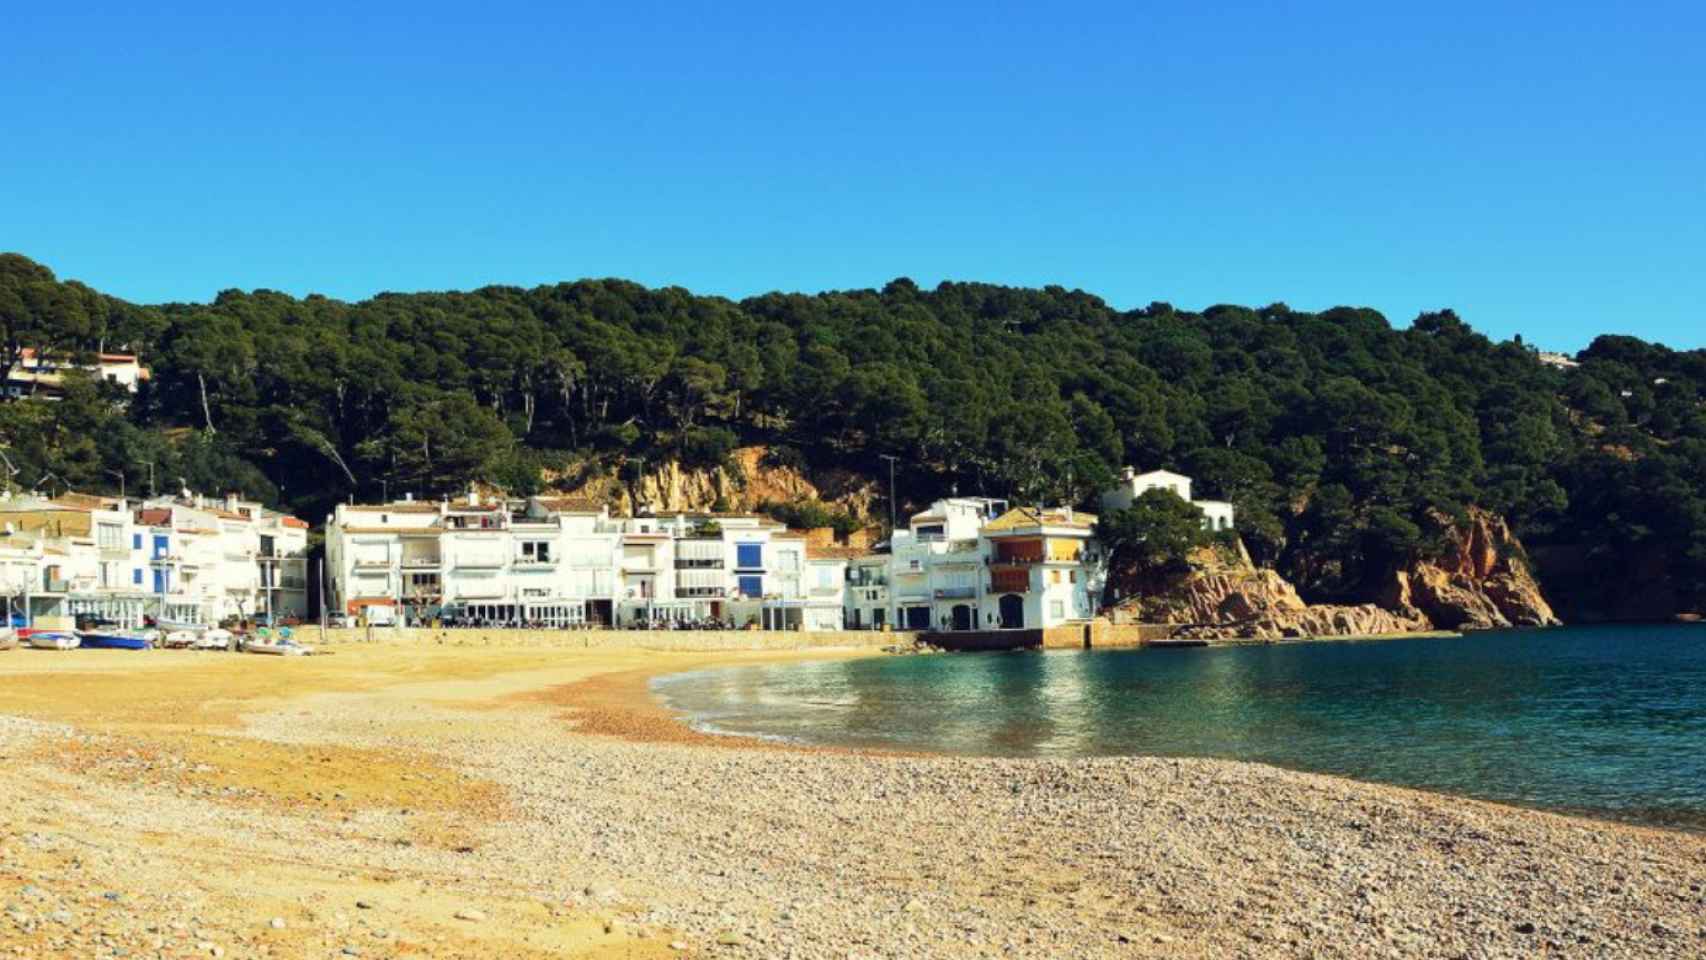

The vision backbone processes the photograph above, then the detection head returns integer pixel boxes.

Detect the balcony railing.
[353,558,392,569]
[934,586,976,599]
[401,556,442,568]
[512,556,558,567]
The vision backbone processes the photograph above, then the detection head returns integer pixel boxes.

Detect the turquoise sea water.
[652,626,1706,828]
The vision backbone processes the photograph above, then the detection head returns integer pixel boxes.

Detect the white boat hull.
[27,633,80,651]
[243,641,313,656]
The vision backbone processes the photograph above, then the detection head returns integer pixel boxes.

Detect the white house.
[978,506,1099,631]
[844,554,890,630]
[326,492,624,627]
[843,497,1099,634]
[4,348,150,399]
[1099,467,1235,533]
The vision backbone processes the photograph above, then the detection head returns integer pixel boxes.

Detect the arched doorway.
[998,594,1024,630]
[950,604,973,631]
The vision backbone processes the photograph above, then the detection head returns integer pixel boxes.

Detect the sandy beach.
[2,643,1703,959]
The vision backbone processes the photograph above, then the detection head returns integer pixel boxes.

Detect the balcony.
[933,586,976,600]
[512,556,558,568]
[676,586,726,598]
[400,556,442,569]
[352,558,392,569]
[453,556,506,569]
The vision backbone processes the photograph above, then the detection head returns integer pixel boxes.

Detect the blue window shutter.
[736,543,763,568]
[132,533,141,550]
[738,575,763,597]
[133,568,142,585]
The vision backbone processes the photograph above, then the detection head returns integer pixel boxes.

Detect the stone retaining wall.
[298,625,912,652]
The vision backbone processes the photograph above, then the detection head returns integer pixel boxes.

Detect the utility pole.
[137,460,156,498]
[107,469,125,501]
[879,453,900,633]
[880,454,899,538]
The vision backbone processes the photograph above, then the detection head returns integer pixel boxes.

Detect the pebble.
[269,917,287,930]
[453,909,486,922]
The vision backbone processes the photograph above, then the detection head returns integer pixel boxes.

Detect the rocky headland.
[1112,508,1561,641]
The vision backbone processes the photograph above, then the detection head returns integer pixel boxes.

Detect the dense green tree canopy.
[3,253,1704,614]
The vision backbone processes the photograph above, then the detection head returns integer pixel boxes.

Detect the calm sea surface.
[653,625,1706,828]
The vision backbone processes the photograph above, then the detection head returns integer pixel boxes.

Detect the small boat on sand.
[77,630,152,650]
[194,628,236,651]
[0,629,15,651]
[160,630,198,649]
[26,631,80,650]
[242,627,313,656]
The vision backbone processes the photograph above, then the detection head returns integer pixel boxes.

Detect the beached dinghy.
[193,628,235,651]
[242,628,313,656]
[77,630,152,650]
[160,630,198,649]
[26,631,80,650]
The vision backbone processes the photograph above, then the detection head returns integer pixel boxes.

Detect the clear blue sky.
[4,1,1703,351]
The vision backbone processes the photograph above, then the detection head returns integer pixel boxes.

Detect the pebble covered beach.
[2,644,1704,959]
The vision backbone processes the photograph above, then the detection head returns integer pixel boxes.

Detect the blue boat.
[76,630,151,650]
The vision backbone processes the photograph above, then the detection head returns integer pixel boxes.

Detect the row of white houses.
[324,468,1234,634]
[0,490,309,630]
[324,492,851,630]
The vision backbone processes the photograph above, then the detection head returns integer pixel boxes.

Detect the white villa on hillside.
[1098,467,1235,532]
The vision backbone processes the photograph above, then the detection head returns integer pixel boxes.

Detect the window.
[1069,570,1077,583]
[152,535,169,559]
[1051,570,1062,584]
[133,568,142,585]
[132,533,142,550]
[736,543,763,569]
[737,575,763,598]
[1049,600,1065,620]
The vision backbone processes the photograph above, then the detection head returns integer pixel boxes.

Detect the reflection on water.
[654,625,1706,829]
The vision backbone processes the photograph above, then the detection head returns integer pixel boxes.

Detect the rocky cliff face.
[553,446,881,519]
[1381,509,1561,630]
[1111,548,1431,641]
[1109,508,1559,640]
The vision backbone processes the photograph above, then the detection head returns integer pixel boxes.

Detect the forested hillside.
[3,253,1704,618]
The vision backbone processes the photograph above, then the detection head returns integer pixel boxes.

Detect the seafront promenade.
[3,642,1703,959]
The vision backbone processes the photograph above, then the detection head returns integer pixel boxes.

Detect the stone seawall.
[299,626,911,653]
